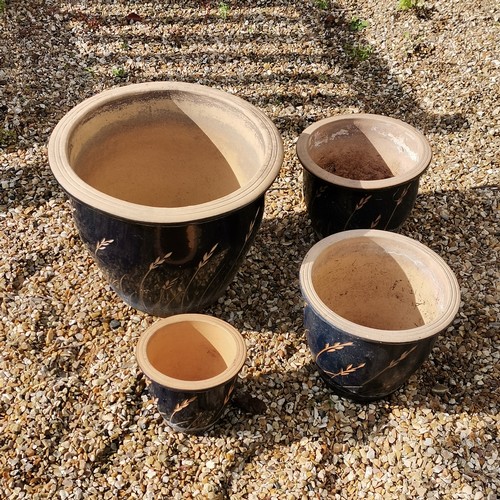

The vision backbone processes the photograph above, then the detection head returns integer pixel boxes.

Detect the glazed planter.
[300,229,460,402]
[48,82,283,316]
[136,314,246,433]
[296,114,432,239]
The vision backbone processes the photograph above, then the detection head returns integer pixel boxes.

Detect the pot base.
[316,369,398,402]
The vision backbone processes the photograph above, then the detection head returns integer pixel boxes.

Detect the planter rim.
[296,113,432,189]
[136,313,247,392]
[48,81,283,224]
[300,229,460,343]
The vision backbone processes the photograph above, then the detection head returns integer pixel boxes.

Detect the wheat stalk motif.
[355,195,372,210]
[343,195,372,230]
[244,208,261,244]
[323,362,366,378]
[139,251,173,307]
[315,342,354,362]
[387,345,418,369]
[197,243,219,270]
[394,184,410,205]
[316,185,328,196]
[154,277,181,307]
[163,277,178,291]
[384,184,411,230]
[314,341,365,380]
[356,345,419,389]
[370,214,382,228]
[223,382,236,405]
[181,243,220,307]
[169,396,197,424]
[197,206,261,307]
[95,238,114,253]
[149,252,173,271]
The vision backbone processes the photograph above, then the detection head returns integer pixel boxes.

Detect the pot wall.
[149,378,237,433]
[71,196,263,317]
[304,304,438,401]
[303,169,420,238]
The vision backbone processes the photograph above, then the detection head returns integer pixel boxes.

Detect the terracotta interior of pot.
[311,238,444,330]
[69,92,266,207]
[308,119,422,181]
[145,320,237,381]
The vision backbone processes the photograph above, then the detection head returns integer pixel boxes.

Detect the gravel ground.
[1,0,499,498]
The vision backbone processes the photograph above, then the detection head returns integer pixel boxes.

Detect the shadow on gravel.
[292,1,469,134]
[47,1,469,136]
[2,0,471,214]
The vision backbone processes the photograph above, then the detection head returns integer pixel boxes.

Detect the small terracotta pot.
[136,314,246,433]
[300,229,460,401]
[296,114,432,238]
[48,82,283,316]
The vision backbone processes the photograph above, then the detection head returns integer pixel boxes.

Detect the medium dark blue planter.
[136,314,246,433]
[300,230,460,402]
[297,114,432,239]
[48,82,283,316]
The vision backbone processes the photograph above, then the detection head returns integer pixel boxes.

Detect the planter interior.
[50,82,283,223]
[136,314,246,391]
[308,233,458,339]
[313,239,438,332]
[146,320,237,382]
[72,96,253,208]
[298,114,431,188]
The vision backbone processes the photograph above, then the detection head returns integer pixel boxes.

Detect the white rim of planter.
[48,81,283,224]
[300,229,461,343]
[296,113,432,190]
[136,314,247,392]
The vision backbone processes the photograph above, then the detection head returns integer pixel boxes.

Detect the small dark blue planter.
[297,114,432,239]
[136,314,246,433]
[300,230,460,401]
[48,82,283,316]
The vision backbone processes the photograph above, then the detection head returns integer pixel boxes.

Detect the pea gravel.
[0,1,499,499]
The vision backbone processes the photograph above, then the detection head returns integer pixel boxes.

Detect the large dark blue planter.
[136,314,246,433]
[296,114,432,239]
[48,82,283,316]
[300,230,460,401]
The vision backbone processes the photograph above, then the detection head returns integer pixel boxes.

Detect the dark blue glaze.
[304,304,437,401]
[70,196,263,316]
[303,168,420,239]
[149,377,238,433]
